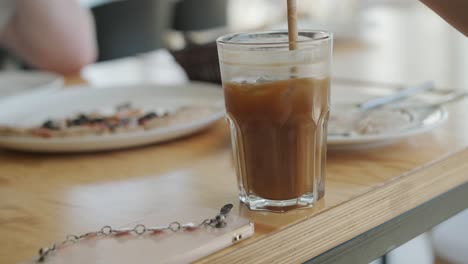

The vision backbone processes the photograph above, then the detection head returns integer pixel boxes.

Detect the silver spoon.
[358,81,435,111]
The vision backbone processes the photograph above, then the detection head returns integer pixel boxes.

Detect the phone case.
[22,207,254,264]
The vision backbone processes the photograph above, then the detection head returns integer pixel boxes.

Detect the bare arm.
[420,0,468,37]
[0,0,97,74]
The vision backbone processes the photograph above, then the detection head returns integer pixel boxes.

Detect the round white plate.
[0,82,224,152]
[0,71,63,99]
[328,82,448,149]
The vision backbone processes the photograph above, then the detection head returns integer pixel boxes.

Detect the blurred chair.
[431,209,468,264]
[170,42,221,84]
[172,0,227,32]
[368,234,434,264]
[91,0,174,61]
[91,0,227,84]
[386,234,434,264]
[170,0,227,84]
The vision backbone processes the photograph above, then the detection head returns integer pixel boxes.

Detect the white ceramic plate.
[328,82,448,149]
[0,71,63,99]
[0,82,224,152]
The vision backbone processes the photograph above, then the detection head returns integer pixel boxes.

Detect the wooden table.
[1,4,468,264]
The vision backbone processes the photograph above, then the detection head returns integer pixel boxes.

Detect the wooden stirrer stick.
[287,0,298,51]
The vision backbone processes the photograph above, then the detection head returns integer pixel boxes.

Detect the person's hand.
[0,0,97,74]
[420,0,468,36]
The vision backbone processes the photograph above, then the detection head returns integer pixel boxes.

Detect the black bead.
[137,112,158,125]
[144,112,158,119]
[70,114,90,126]
[41,120,59,130]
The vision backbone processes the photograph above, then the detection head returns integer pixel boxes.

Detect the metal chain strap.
[37,204,234,262]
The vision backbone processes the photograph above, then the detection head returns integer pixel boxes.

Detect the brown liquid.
[224,78,330,200]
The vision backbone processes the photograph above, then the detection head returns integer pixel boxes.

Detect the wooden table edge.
[197,148,468,264]
[305,180,468,264]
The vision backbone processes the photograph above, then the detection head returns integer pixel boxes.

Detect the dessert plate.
[328,82,448,149]
[0,82,224,152]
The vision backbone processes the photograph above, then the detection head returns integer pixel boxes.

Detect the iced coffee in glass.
[217,31,332,211]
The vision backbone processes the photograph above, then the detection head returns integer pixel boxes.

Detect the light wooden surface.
[1,4,468,264]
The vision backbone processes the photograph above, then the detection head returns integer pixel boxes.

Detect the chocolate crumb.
[41,120,60,130]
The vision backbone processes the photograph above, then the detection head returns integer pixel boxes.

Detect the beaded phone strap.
[37,204,234,262]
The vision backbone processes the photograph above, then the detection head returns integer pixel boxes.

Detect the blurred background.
[73,1,467,263]
[1,0,466,90]
[0,1,467,263]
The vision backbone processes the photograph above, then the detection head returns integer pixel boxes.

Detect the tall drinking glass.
[217,31,332,212]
